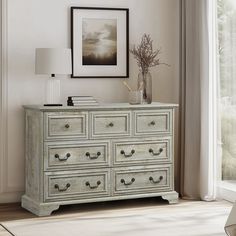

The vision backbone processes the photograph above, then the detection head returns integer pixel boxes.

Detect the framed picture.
[71,7,129,78]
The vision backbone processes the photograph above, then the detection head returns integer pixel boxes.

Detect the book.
[68,96,95,101]
[67,102,99,107]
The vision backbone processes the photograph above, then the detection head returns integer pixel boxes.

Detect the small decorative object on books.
[67,96,99,106]
[130,34,169,104]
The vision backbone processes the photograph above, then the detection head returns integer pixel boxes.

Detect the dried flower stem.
[123,80,133,92]
[130,34,169,74]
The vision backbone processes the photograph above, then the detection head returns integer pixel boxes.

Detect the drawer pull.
[107,122,114,127]
[149,148,163,156]
[120,149,135,158]
[85,152,101,160]
[149,176,163,184]
[54,183,71,192]
[85,180,101,189]
[149,121,156,126]
[54,153,71,161]
[120,178,135,186]
[65,124,70,129]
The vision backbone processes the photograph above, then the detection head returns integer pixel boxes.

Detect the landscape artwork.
[82,19,117,65]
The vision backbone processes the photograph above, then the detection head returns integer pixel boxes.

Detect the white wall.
[0,0,180,202]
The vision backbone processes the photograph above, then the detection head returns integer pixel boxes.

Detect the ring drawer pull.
[120,178,135,186]
[85,152,101,160]
[65,124,70,129]
[85,180,101,189]
[149,176,163,184]
[149,121,156,126]
[54,153,71,161]
[149,148,163,156]
[107,122,114,127]
[120,149,135,158]
[54,183,71,192]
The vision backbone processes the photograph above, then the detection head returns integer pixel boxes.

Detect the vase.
[138,72,152,104]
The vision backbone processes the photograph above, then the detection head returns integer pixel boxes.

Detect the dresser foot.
[22,195,60,216]
[161,191,179,204]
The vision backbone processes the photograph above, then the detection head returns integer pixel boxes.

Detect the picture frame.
[71,7,129,78]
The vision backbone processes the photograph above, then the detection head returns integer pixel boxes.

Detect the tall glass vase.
[138,72,152,104]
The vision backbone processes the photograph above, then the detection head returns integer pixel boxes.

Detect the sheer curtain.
[180,0,217,200]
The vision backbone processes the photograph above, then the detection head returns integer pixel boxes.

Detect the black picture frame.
[71,7,129,78]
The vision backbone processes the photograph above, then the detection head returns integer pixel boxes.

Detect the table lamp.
[35,48,72,106]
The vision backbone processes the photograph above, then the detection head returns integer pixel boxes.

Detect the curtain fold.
[180,0,217,200]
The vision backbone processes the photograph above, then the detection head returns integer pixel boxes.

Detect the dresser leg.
[22,195,60,216]
[161,191,179,204]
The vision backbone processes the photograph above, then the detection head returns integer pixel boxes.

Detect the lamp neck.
[51,74,55,78]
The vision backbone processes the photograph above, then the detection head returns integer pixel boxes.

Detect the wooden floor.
[0,197,169,222]
[0,199,232,236]
[0,198,169,235]
[0,203,34,222]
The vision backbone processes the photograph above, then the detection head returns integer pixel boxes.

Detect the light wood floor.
[0,198,232,236]
[0,197,169,235]
[0,197,170,222]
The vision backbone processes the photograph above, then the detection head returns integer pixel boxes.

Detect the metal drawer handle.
[149,148,163,156]
[149,121,156,126]
[85,180,101,189]
[85,152,101,160]
[120,149,135,158]
[54,183,71,192]
[65,124,70,129]
[107,122,114,127]
[149,176,163,184]
[54,153,71,161]
[120,178,135,186]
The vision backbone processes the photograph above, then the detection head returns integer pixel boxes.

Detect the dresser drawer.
[113,166,172,195]
[44,112,88,140]
[44,169,110,201]
[91,111,131,138]
[44,141,109,170]
[113,138,171,166]
[134,110,172,136]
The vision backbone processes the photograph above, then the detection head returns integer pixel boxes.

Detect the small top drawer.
[134,110,172,136]
[44,112,88,140]
[91,111,131,138]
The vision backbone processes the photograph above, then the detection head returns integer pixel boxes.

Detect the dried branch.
[130,34,169,74]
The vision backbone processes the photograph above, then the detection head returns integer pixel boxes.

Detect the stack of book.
[67,96,99,106]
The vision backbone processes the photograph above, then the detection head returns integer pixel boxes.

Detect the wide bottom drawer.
[44,169,110,202]
[113,165,172,195]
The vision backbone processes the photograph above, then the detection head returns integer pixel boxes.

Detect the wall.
[0,0,180,202]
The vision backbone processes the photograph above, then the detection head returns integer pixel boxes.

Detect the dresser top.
[23,102,178,111]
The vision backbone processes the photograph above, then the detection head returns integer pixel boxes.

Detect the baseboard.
[0,191,23,203]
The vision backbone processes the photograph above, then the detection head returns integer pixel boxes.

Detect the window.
[217,0,236,200]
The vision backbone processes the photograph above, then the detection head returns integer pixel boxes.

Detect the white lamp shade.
[35,48,72,75]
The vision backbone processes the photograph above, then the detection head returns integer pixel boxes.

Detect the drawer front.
[113,166,172,195]
[44,141,110,170]
[113,138,171,166]
[91,111,131,138]
[45,170,110,201]
[134,110,172,136]
[44,112,88,140]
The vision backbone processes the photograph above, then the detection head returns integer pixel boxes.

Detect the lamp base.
[44,104,63,106]
[46,78,61,104]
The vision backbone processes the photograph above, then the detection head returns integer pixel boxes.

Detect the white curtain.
[180,0,217,200]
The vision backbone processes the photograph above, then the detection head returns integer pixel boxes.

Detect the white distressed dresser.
[22,103,178,216]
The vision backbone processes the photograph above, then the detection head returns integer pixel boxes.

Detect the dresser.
[22,103,178,216]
